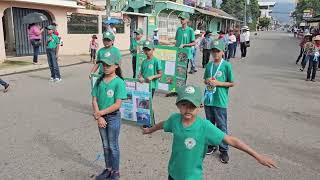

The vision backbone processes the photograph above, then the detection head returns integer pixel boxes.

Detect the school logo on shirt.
[216,71,223,77]
[104,52,111,58]
[185,138,196,150]
[214,41,219,45]
[184,33,187,37]
[185,86,195,94]
[107,90,114,97]
[148,64,153,69]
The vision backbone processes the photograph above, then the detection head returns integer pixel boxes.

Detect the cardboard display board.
[136,46,188,92]
[120,78,154,127]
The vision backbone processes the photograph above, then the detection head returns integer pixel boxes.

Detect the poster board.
[120,78,154,127]
[136,46,188,92]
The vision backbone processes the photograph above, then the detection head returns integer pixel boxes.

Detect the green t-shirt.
[163,113,225,180]
[203,60,234,108]
[130,38,145,57]
[140,57,162,89]
[47,34,60,49]
[96,46,122,74]
[91,76,127,110]
[175,26,195,60]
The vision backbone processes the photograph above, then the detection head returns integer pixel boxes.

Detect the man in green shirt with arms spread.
[142,85,277,180]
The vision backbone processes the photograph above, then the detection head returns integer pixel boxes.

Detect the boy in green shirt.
[130,28,145,78]
[175,12,196,74]
[89,31,122,77]
[143,85,277,180]
[138,40,163,97]
[203,39,234,163]
[46,25,61,82]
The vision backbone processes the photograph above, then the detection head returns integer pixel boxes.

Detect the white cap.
[195,30,201,35]
[154,28,159,31]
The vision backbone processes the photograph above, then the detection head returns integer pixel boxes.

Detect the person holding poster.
[203,39,235,163]
[138,40,163,97]
[91,52,127,180]
[142,85,277,180]
[130,28,145,78]
[175,12,196,74]
[89,32,122,77]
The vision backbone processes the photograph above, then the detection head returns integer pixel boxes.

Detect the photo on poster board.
[120,78,154,126]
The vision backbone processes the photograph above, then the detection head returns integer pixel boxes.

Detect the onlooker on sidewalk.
[46,25,61,82]
[130,28,145,78]
[233,28,240,58]
[0,78,9,93]
[192,30,202,70]
[89,35,99,63]
[200,31,212,68]
[240,26,250,59]
[306,35,320,82]
[227,29,236,60]
[28,23,44,65]
[152,29,159,45]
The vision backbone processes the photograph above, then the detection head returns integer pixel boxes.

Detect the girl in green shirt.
[91,52,127,180]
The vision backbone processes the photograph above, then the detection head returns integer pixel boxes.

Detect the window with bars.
[67,13,99,34]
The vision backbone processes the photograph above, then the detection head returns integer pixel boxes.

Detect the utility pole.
[106,0,111,20]
[244,0,247,26]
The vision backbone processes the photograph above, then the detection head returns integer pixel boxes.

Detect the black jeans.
[46,48,61,79]
[202,49,211,67]
[240,42,247,58]
[90,49,97,60]
[296,47,304,63]
[307,56,318,80]
[132,56,137,78]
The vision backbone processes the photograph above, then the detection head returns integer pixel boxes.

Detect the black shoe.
[219,152,229,163]
[206,146,217,155]
[4,84,9,93]
[300,68,304,72]
[96,169,111,180]
[188,71,193,74]
[295,61,298,65]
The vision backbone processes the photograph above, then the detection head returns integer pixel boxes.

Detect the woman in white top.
[227,29,237,59]
[240,26,250,58]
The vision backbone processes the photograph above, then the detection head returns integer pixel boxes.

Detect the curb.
[0,53,131,77]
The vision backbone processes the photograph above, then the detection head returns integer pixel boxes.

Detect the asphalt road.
[0,32,319,180]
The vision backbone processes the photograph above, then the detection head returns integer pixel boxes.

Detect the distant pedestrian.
[152,29,159,45]
[240,26,250,58]
[200,30,213,68]
[28,23,44,65]
[301,35,314,71]
[306,35,320,82]
[296,34,310,64]
[227,29,236,60]
[0,78,9,93]
[192,30,202,70]
[233,28,240,58]
[51,22,63,60]
[89,35,99,63]
[46,25,61,82]
[293,27,298,38]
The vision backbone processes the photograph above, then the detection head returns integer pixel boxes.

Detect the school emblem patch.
[107,90,114,97]
[183,33,187,37]
[185,86,195,94]
[216,71,223,77]
[145,41,150,45]
[104,52,111,58]
[148,64,153,69]
[106,32,110,36]
[185,138,196,150]
[214,41,219,45]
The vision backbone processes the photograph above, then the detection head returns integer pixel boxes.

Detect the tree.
[249,0,260,21]
[293,0,320,23]
[259,17,271,28]
[212,0,217,8]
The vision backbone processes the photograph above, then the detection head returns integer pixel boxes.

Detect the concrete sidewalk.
[0,50,130,76]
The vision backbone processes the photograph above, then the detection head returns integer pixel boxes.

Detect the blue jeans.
[46,48,61,79]
[99,111,121,172]
[0,78,8,87]
[306,55,319,80]
[227,44,234,59]
[204,106,228,152]
[189,48,196,71]
[233,42,237,58]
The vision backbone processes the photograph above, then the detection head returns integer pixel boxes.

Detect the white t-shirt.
[228,35,236,44]
[240,31,250,42]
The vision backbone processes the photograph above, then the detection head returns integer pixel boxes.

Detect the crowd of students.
[89,12,276,180]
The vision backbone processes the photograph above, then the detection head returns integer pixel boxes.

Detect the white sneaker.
[54,78,62,83]
[49,78,55,82]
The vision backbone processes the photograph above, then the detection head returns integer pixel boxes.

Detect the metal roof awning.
[194,8,218,17]
[155,0,195,14]
[122,11,151,17]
